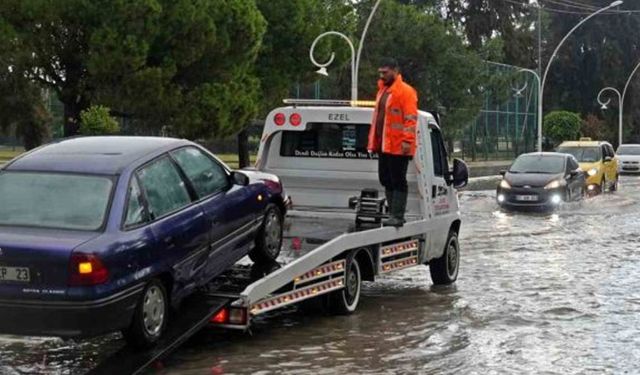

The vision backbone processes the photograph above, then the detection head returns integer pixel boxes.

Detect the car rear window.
[0,172,113,231]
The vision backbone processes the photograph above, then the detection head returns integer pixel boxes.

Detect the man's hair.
[378,57,399,70]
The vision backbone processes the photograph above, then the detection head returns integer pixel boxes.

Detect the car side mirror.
[569,170,579,178]
[449,158,469,189]
[604,156,613,162]
[499,170,507,176]
[231,171,250,186]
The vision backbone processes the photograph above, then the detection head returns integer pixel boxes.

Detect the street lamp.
[597,87,622,143]
[597,61,640,146]
[309,0,382,101]
[540,0,623,152]
[513,69,542,153]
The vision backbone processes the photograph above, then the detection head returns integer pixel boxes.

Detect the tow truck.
[89,99,469,374]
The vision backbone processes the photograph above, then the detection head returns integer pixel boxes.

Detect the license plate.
[0,267,30,282]
[515,195,538,201]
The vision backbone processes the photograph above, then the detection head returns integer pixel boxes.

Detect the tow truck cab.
[255,100,468,264]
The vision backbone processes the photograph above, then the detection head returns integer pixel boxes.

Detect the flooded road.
[2,176,640,374]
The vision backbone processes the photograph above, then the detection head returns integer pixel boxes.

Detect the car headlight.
[499,180,511,189]
[587,168,598,176]
[544,180,563,189]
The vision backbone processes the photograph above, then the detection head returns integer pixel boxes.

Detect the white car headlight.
[544,180,563,189]
[587,168,598,176]
[500,180,511,189]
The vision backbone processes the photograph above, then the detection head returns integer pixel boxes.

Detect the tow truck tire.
[123,279,169,349]
[329,252,361,315]
[429,231,460,285]
[250,204,283,265]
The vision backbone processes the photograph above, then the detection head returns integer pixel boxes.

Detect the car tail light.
[289,113,302,126]
[68,253,109,286]
[210,307,247,325]
[274,113,286,126]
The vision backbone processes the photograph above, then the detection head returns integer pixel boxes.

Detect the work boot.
[383,190,407,227]
[384,189,393,214]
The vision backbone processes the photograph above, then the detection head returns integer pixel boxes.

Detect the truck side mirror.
[449,158,469,189]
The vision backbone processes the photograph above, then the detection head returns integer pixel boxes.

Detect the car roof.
[519,152,568,158]
[4,136,191,174]
[558,140,608,147]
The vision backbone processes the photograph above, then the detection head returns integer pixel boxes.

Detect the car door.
[566,156,582,197]
[170,147,255,278]
[428,126,452,258]
[136,155,210,300]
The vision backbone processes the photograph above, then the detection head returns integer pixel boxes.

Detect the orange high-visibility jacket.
[367,74,418,156]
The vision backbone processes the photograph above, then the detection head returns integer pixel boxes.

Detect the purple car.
[0,137,288,347]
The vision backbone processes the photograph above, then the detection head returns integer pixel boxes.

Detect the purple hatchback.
[0,136,288,347]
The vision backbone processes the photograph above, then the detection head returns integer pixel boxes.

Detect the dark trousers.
[378,153,411,193]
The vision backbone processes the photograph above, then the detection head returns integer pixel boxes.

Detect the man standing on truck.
[367,58,418,227]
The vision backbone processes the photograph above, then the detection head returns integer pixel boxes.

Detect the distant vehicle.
[556,138,618,194]
[0,136,288,348]
[496,152,585,210]
[616,144,640,174]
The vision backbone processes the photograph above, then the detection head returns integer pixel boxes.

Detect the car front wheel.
[123,279,169,349]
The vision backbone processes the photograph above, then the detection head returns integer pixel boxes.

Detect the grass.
[0,149,24,163]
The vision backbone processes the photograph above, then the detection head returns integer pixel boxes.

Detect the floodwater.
[2,176,640,374]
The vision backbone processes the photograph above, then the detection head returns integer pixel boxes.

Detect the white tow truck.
[89,99,469,375]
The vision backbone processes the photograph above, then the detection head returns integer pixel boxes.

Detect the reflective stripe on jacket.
[367,74,418,156]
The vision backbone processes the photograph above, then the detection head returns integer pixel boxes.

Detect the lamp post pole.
[514,69,542,153]
[309,0,382,101]
[619,61,640,146]
[539,0,623,152]
[597,87,622,145]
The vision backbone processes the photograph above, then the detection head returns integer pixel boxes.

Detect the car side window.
[601,145,609,159]
[171,147,229,198]
[124,177,148,228]
[607,145,615,157]
[430,127,448,177]
[137,156,192,219]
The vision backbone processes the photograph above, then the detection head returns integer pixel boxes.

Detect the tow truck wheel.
[429,231,460,285]
[329,251,361,315]
[250,204,283,265]
[123,279,168,349]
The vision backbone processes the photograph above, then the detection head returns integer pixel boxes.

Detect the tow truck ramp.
[89,222,428,375]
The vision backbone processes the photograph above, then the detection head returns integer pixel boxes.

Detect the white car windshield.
[617,146,640,156]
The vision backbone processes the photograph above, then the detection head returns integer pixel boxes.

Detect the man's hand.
[401,141,411,155]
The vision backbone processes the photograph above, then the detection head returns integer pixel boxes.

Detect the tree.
[79,105,119,135]
[544,110,582,147]
[0,0,266,139]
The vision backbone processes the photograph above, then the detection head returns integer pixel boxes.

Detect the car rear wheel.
[600,177,606,194]
[123,279,168,349]
[249,204,283,265]
[430,231,460,285]
[610,174,619,192]
[328,251,361,315]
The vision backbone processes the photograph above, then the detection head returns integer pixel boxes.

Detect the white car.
[617,144,640,174]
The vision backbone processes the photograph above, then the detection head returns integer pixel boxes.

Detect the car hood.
[505,172,564,188]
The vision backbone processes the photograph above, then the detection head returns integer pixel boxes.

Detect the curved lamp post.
[540,0,623,152]
[513,69,542,153]
[597,60,640,146]
[309,0,382,101]
[597,87,622,144]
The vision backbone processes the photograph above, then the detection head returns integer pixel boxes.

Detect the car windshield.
[0,172,113,231]
[617,145,640,155]
[509,155,565,174]
[556,147,601,162]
